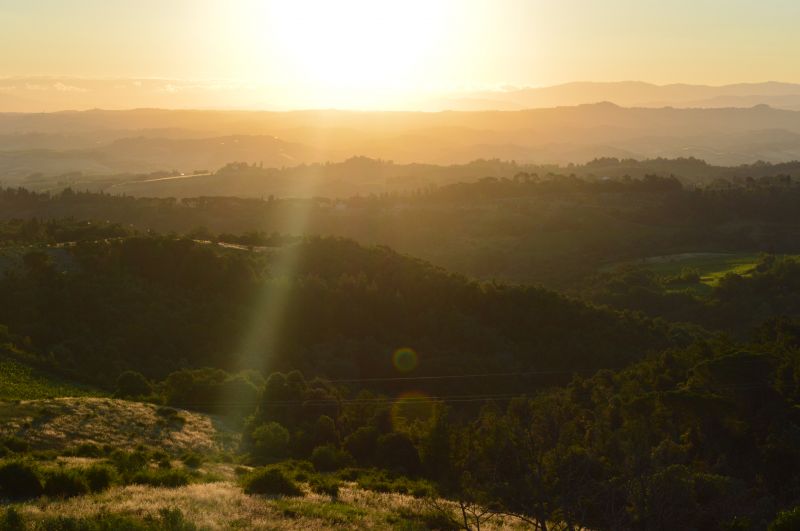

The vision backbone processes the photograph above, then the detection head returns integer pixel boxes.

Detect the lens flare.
[390,391,435,431]
[392,347,418,373]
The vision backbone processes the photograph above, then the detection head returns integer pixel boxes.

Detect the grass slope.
[638,252,762,285]
[8,481,527,530]
[0,397,237,454]
[0,356,100,400]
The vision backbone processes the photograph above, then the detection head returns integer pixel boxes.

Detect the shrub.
[84,464,117,492]
[44,469,89,498]
[0,461,43,500]
[73,442,103,458]
[376,432,421,474]
[310,476,341,498]
[156,508,197,531]
[156,406,179,418]
[130,468,190,488]
[115,370,152,398]
[770,507,800,531]
[310,444,353,472]
[0,507,25,531]
[35,508,196,531]
[181,452,203,469]
[243,467,303,497]
[250,422,290,461]
[343,426,378,464]
[110,449,148,477]
[392,506,460,531]
[335,467,361,481]
[313,415,339,446]
[2,437,29,453]
[156,406,185,427]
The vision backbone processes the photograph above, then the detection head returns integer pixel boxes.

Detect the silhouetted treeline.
[0,234,678,389]
[4,175,800,288]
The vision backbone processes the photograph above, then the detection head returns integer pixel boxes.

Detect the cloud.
[53,82,87,92]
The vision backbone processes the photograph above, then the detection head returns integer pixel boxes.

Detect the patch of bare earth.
[0,397,236,454]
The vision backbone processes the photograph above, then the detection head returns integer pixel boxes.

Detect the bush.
[44,469,89,498]
[310,444,353,472]
[115,370,152,398]
[313,415,339,446]
[130,468,191,488]
[181,452,203,469]
[376,432,421,474]
[156,406,179,418]
[770,507,800,531]
[73,442,103,458]
[243,467,303,497]
[156,406,185,426]
[110,449,149,477]
[250,422,290,462]
[84,464,117,492]
[156,508,197,531]
[0,461,43,500]
[392,506,460,531]
[0,507,25,531]
[2,437,29,453]
[335,467,361,481]
[310,476,341,498]
[35,508,196,531]
[343,426,378,464]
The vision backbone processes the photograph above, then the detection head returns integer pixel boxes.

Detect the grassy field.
[0,397,236,454]
[636,252,763,286]
[0,356,101,401]
[6,479,528,530]
[602,252,773,296]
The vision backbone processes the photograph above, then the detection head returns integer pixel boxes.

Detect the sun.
[259,0,448,102]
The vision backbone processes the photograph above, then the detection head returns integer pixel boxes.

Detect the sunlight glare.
[261,0,448,102]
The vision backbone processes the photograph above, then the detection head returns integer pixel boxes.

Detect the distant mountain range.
[3,78,800,112]
[440,81,800,111]
[1,104,800,185]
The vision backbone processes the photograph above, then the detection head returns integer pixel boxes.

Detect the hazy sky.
[2,0,799,107]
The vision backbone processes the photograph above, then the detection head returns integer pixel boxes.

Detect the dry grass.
[0,397,236,454]
[11,481,530,530]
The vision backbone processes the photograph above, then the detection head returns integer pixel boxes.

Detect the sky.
[1,0,799,109]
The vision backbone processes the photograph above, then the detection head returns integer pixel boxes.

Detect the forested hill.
[0,235,683,391]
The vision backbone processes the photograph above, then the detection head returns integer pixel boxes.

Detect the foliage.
[0,461,43,500]
[0,356,99,400]
[249,422,290,463]
[770,506,800,531]
[114,370,152,398]
[242,466,303,497]
[310,444,353,472]
[27,508,196,531]
[309,476,341,498]
[43,468,90,498]
[129,468,191,488]
[84,464,117,492]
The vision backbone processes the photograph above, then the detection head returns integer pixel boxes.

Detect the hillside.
[0,397,234,454]
[0,355,99,401]
[0,235,679,391]
[2,105,800,181]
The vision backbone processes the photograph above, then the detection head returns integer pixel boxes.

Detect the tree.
[114,370,152,398]
[250,422,290,463]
